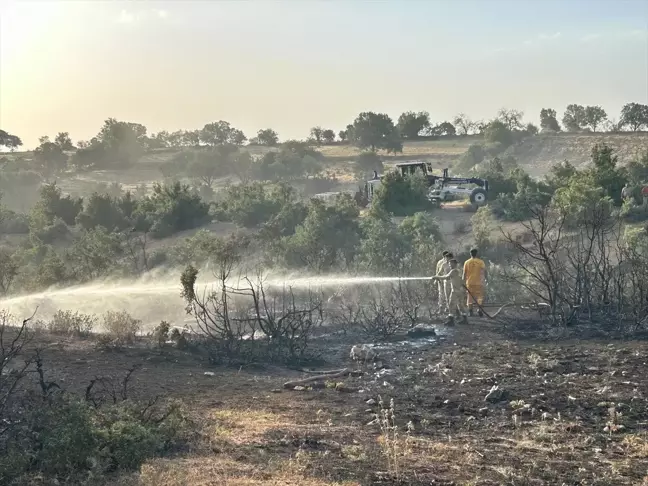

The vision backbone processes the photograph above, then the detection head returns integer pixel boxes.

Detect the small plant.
[376,395,401,477]
[47,310,96,337]
[604,406,625,435]
[169,328,188,350]
[152,321,170,348]
[102,310,141,345]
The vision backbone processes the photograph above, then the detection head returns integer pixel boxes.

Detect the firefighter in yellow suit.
[463,248,486,317]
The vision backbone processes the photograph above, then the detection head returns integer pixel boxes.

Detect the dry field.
[17,319,648,486]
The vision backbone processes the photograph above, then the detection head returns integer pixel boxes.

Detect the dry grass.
[318,138,477,158]
[138,456,360,486]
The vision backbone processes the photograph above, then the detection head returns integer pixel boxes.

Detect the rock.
[365,409,373,413]
[366,399,377,405]
[204,371,215,377]
[375,368,394,378]
[479,407,489,416]
[335,383,358,393]
[271,389,282,393]
[407,324,437,339]
[485,385,507,403]
[350,345,378,362]
[293,386,306,391]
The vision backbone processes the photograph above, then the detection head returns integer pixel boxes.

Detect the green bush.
[76,193,130,231]
[32,182,83,226]
[135,182,210,238]
[0,209,29,234]
[373,170,432,216]
[0,395,187,483]
[279,194,360,271]
[215,182,300,228]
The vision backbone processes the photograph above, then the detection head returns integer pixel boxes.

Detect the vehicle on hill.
[358,161,489,207]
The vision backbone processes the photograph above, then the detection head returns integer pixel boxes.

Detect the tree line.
[3,102,648,156]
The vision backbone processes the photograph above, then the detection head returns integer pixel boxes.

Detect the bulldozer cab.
[396,161,433,177]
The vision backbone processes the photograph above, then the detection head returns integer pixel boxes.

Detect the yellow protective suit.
[463,257,485,308]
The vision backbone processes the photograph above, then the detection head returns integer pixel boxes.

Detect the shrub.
[135,182,210,238]
[373,170,432,216]
[76,192,130,231]
[0,209,29,234]
[0,393,187,483]
[32,218,71,244]
[152,321,170,348]
[102,311,141,344]
[32,182,83,226]
[215,182,300,228]
[47,310,97,337]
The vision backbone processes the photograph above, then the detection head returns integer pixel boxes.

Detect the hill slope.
[506,132,648,177]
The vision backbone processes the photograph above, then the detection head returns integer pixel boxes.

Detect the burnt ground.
[9,320,648,486]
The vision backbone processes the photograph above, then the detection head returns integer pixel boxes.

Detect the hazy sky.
[2,0,648,148]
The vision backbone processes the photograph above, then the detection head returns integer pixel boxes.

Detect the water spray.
[0,273,436,330]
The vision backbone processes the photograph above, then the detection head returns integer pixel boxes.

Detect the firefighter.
[463,248,486,317]
[621,183,631,203]
[432,259,467,321]
[435,251,450,313]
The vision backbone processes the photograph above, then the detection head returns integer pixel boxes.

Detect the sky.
[1,0,648,149]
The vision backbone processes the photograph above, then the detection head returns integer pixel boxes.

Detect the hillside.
[505,132,648,177]
[5,132,647,194]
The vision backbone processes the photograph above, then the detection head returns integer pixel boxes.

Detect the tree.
[54,132,74,150]
[31,182,83,227]
[397,111,430,139]
[76,193,129,231]
[96,118,148,167]
[33,140,69,177]
[525,123,539,136]
[583,106,607,132]
[539,108,561,132]
[484,120,513,147]
[544,160,577,193]
[350,112,402,153]
[255,129,279,147]
[430,122,456,136]
[200,121,246,147]
[373,170,431,216]
[497,108,524,131]
[453,113,474,135]
[562,104,586,132]
[309,126,323,144]
[471,206,495,250]
[321,129,335,144]
[588,144,627,204]
[338,130,347,142]
[281,195,360,271]
[186,147,234,187]
[67,227,123,281]
[0,130,22,151]
[135,182,210,238]
[620,102,648,131]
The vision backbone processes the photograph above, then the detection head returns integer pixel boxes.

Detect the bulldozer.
[358,161,489,207]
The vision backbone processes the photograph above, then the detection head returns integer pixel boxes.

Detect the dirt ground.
[17,317,648,486]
